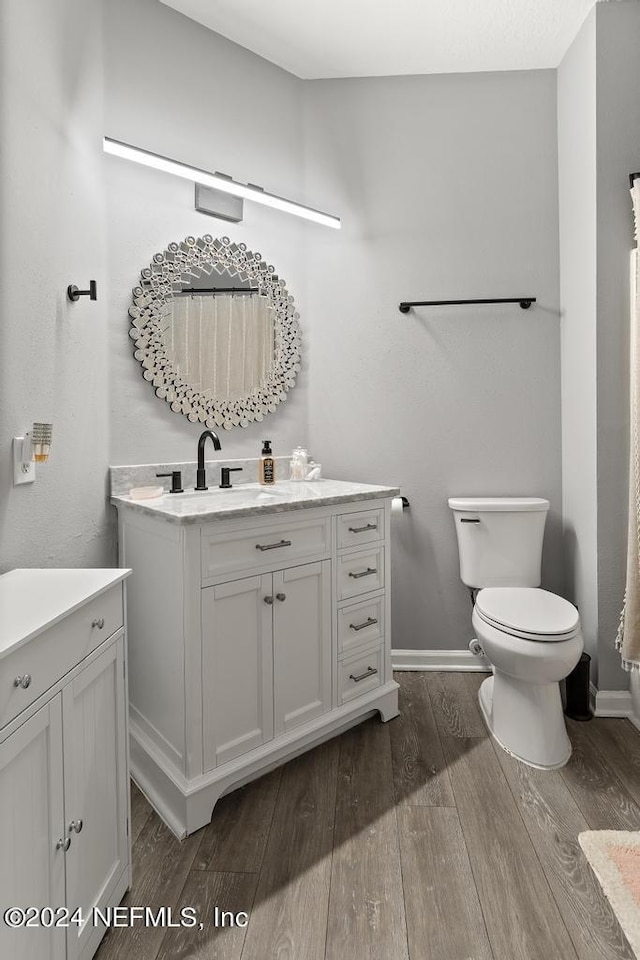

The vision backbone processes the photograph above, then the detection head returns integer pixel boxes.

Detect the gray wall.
[557,10,599,665]
[0,0,111,571]
[104,0,310,467]
[595,0,640,689]
[302,71,563,651]
[558,1,640,691]
[6,0,632,685]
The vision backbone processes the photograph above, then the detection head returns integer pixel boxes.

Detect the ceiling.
[159,0,598,79]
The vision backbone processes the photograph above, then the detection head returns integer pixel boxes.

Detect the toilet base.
[478,675,572,770]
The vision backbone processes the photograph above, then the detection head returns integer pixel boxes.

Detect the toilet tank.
[448,497,550,588]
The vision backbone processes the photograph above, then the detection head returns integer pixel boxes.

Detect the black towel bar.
[399,297,536,314]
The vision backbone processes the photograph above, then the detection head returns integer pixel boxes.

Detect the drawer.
[339,645,383,704]
[337,507,384,550]
[337,546,384,601]
[338,594,384,656]
[0,584,123,729]
[201,515,330,581]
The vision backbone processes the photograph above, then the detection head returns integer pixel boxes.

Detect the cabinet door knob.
[275,593,286,602]
[13,674,32,689]
[56,836,71,852]
[91,617,105,629]
[264,596,274,605]
[69,819,83,834]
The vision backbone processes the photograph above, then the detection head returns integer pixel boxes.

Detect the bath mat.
[579,830,640,956]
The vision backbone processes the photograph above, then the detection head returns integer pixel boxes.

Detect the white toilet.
[448,497,583,769]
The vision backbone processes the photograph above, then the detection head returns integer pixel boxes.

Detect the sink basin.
[170,485,278,502]
[168,481,332,504]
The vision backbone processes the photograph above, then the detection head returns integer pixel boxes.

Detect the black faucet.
[219,466,243,489]
[156,470,183,493]
[195,430,222,490]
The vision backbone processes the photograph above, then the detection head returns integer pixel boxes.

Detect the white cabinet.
[272,561,331,737]
[202,560,331,772]
[202,574,274,768]
[0,570,131,960]
[0,698,66,960]
[116,493,399,838]
[63,639,129,960]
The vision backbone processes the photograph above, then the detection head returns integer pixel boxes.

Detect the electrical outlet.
[13,437,35,485]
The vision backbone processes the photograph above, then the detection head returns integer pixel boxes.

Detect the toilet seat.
[475,587,580,642]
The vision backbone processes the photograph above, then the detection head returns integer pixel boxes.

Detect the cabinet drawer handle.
[460,518,480,524]
[276,593,286,602]
[91,617,105,629]
[348,567,377,580]
[56,836,71,852]
[255,539,292,552]
[349,617,378,632]
[13,674,32,689]
[348,523,378,533]
[264,596,274,605]
[69,819,83,834]
[349,666,378,683]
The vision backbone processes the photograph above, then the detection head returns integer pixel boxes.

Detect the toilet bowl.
[448,497,583,769]
[472,587,583,768]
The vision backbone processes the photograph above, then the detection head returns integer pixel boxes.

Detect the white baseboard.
[392,648,491,672]
[589,682,640,731]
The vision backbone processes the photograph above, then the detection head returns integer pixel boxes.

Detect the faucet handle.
[219,467,243,489]
[156,471,183,494]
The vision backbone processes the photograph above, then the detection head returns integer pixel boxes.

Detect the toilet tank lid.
[448,497,550,512]
[476,588,579,636]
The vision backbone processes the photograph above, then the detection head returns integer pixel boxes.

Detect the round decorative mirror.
[128,235,301,429]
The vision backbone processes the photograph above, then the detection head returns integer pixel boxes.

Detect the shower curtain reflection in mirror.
[162,292,276,402]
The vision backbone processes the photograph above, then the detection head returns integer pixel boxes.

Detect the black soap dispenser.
[259,440,276,486]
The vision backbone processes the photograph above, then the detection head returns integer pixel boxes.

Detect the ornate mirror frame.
[128,235,301,429]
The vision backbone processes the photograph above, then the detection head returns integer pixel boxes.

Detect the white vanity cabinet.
[0,569,131,960]
[202,559,331,770]
[113,481,399,838]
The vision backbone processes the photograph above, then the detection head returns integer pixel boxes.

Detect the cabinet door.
[273,561,331,736]
[202,575,273,771]
[62,636,129,960]
[0,698,66,960]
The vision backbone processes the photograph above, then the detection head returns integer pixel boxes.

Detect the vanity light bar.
[103,137,341,230]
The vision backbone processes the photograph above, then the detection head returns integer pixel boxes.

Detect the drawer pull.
[69,819,83,834]
[348,523,378,534]
[348,567,377,580]
[460,518,480,524]
[13,674,32,689]
[255,539,292,552]
[56,836,71,852]
[349,617,378,632]
[91,617,105,629]
[349,666,378,683]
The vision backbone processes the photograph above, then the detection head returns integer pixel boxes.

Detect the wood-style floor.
[95,672,640,960]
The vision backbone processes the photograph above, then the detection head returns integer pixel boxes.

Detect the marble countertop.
[0,568,131,659]
[111,479,401,525]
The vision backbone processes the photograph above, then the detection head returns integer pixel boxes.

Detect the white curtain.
[616,180,640,671]
[164,293,274,401]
